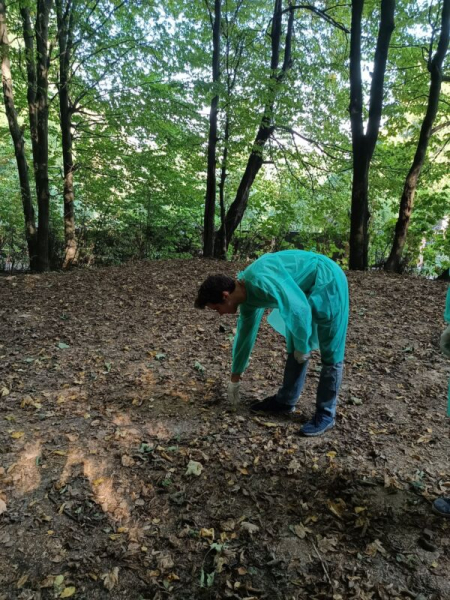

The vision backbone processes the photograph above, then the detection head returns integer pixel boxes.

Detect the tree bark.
[20,6,38,166]
[348,0,395,270]
[203,0,221,257]
[385,0,450,272]
[56,0,78,268]
[214,0,294,257]
[20,1,53,272]
[34,0,53,272]
[1,0,38,270]
[218,113,229,259]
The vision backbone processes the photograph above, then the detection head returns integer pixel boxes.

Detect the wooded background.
[1,0,449,275]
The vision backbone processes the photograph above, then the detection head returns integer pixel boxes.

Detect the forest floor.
[0,259,449,600]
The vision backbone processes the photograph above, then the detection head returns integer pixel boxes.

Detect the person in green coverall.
[194,250,349,436]
[432,286,450,517]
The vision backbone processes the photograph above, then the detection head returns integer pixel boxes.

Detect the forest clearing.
[1,0,450,597]
[0,260,449,600]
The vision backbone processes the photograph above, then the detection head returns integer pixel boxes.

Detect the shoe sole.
[300,422,335,437]
[432,505,450,518]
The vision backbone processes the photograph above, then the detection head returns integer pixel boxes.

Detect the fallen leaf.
[11,431,24,439]
[240,522,259,535]
[39,576,55,588]
[0,499,6,515]
[290,523,311,539]
[417,435,432,444]
[365,539,387,557]
[327,498,346,519]
[317,535,338,553]
[350,396,363,405]
[287,458,301,474]
[60,586,76,597]
[194,361,205,373]
[185,460,203,476]
[157,554,175,571]
[101,567,119,591]
[148,569,160,578]
[200,528,215,539]
[16,574,29,588]
[220,519,235,532]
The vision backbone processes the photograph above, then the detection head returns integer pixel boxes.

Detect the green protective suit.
[445,286,450,323]
[231,250,349,374]
[445,286,450,417]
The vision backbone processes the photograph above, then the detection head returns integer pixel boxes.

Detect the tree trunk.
[385,0,450,273]
[34,0,53,272]
[214,0,294,258]
[1,0,38,270]
[348,0,395,270]
[56,0,78,268]
[20,6,38,166]
[218,113,229,259]
[203,0,221,257]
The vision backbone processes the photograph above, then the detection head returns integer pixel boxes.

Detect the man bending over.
[195,250,349,437]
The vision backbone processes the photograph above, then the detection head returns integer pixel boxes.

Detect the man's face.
[206,291,237,315]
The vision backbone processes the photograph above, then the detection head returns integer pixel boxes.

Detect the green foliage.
[0,0,448,274]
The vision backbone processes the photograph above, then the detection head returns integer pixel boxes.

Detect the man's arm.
[231,306,265,376]
[440,287,450,358]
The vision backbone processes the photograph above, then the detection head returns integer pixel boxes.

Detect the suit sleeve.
[231,305,265,374]
[445,287,450,323]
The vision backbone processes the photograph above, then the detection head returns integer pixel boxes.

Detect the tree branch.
[274,124,350,159]
[283,4,350,33]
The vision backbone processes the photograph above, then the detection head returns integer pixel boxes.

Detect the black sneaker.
[250,395,296,415]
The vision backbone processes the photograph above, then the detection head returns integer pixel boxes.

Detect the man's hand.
[228,381,241,410]
[294,350,310,364]
[440,325,450,358]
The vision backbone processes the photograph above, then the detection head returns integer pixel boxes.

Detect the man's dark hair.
[194,274,236,309]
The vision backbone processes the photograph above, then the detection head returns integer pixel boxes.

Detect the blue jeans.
[276,353,343,418]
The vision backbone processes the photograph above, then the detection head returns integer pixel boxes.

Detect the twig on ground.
[311,540,332,586]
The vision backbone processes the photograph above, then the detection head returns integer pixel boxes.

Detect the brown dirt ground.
[0,259,449,600]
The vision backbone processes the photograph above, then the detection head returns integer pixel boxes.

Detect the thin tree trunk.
[20,1,53,272]
[1,0,38,270]
[34,0,53,272]
[20,6,38,166]
[56,0,78,268]
[348,0,395,270]
[385,0,450,272]
[216,3,244,259]
[203,0,221,257]
[214,0,294,257]
[218,114,229,259]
